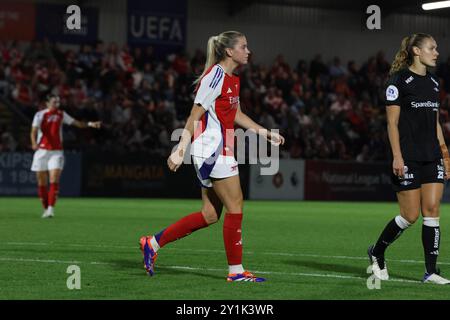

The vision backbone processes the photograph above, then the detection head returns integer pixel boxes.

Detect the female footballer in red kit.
[31,94,101,218]
[139,31,285,282]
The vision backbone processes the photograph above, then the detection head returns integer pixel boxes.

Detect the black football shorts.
[391,158,445,192]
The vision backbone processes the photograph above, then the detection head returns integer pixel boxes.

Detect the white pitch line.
[0,257,110,265]
[4,241,450,266]
[0,257,421,284]
[261,251,450,266]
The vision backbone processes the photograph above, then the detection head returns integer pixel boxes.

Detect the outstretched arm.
[234,104,285,146]
[72,120,102,129]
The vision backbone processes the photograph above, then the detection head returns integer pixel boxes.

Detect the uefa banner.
[127,0,187,54]
[0,2,35,41]
[249,159,305,200]
[304,160,395,201]
[35,3,98,44]
[0,152,82,196]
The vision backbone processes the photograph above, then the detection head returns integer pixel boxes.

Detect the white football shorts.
[192,154,239,188]
[31,149,65,172]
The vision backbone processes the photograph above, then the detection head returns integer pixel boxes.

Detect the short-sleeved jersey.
[385,68,441,161]
[191,64,240,158]
[32,108,75,150]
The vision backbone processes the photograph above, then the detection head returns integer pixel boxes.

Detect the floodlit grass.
[1,197,450,299]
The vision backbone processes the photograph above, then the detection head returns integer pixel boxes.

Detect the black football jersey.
[385,68,441,161]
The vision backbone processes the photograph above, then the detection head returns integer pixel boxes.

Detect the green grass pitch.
[1,197,450,300]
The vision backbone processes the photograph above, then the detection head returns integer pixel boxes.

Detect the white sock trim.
[150,236,160,252]
[229,264,244,274]
[423,217,440,227]
[395,215,411,229]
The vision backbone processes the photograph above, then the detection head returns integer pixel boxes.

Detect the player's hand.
[392,157,405,178]
[443,158,450,180]
[266,131,285,146]
[167,148,184,172]
[31,143,38,151]
[88,121,102,129]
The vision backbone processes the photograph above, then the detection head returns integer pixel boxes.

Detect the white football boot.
[42,206,54,218]
[368,245,389,280]
[423,272,450,285]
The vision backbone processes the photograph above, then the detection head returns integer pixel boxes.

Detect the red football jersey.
[32,108,75,150]
[192,64,240,158]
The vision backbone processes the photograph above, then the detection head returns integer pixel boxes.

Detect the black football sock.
[422,217,440,275]
[373,215,411,258]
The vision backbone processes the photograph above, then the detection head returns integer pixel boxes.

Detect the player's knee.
[201,206,220,224]
[401,212,420,224]
[422,204,440,217]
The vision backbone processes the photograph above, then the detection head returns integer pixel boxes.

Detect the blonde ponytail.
[193,36,219,85]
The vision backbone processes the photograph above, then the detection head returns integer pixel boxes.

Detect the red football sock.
[48,183,59,207]
[38,185,48,209]
[156,212,209,248]
[223,213,243,265]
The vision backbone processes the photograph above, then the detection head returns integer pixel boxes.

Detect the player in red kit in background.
[30,94,101,218]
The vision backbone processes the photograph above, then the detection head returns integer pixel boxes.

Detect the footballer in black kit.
[386,68,444,191]
[368,33,450,285]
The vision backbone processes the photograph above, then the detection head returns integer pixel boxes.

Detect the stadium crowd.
[1,39,450,161]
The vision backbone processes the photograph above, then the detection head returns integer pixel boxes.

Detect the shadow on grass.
[282,259,419,282]
[158,266,224,280]
[107,258,224,280]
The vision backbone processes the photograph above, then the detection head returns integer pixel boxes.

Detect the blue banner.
[36,3,98,44]
[127,0,187,53]
[0,152,82,196]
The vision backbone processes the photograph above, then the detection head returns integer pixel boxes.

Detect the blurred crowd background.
[1,39,450,161]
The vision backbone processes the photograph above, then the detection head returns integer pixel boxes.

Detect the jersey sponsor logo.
[386,85,399,101]
[430,77,439,87]
[405,76,414,84]
[410,101,439,109]
[229,96,239,109]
